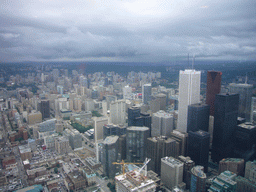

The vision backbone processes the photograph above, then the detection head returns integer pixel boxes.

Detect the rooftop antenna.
[192,54,195,69]
[245,73,248,84]
[188,53,190,68]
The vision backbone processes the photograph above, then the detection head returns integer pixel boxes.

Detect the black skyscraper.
[40,100,50,119]
[187,103,210,132]
[128,107,151,133]
[212,93,239,163]
[188,130,210,173]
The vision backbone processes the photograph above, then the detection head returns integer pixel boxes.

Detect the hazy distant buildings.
[146,136,178,174]
[188,130,210,173]
[123,85,133,100]
[177,69,201,132]
[206,71,222,116]
[126,126,150,162]
[142,84,152,104]
[229,83,253,121]
[187,103,210,132]
[212,93,239,162]
[55,136,69,154]
[161,156,185,190]
[151,110,174,137]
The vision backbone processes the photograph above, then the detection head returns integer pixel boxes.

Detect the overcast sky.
[1,0,255,63]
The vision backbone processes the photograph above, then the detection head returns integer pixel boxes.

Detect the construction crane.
[138,158,151,177]
[112,160,143,175]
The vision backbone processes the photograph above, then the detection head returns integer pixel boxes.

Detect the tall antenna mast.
[188,53,189,68]
[192,54,195,69]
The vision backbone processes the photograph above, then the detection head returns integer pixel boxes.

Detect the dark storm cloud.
[0,0,255,62]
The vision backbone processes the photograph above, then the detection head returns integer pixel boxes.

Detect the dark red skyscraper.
[206,71,222,116]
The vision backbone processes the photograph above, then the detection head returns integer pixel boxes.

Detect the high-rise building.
[178,156,195,190]
[212,93,239,163]
[142,84,152,104]
[93,116,108,142]
[177,69,201,132]
[40,99,50,119]
[188,130,210,173]
[161,156,185,190]
[151,110,174,137]
[236,176,256,192]
[187,103,210,132]
[234,123,256,159]
[155,93,167,111]
[63,129,82,150]
[110,100,126,125]
[218,158,245,176]
[57,85,64,95]
[146,136,178,174]
[123,85,133,100]
[101,135,119,178]
[206,71,222,116]
[245,160,256,183]
[251,97,256,124]
[103,124,126,139]
[208,171,237,192]
[229,83,253,121]
[38,118,56,133]
[126,126,150,162]
[55,136,70,154]
[128,106,151,131]
[128,106,141,126]
[190,166,206,192]
[170,130,188,156]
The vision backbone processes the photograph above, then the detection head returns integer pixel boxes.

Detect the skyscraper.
[188,130,210,173]
[190,166,206,192]
[40,99,50,119]
[206,71,222,116]
[187,103,210,132]
[178,156,195,190]
[151,110,174,137]
[142,83,152,104]
[146,136,178,174]
[110,100,126,125]
[229,83,253,121]
[251,97,256,124]
[212,93,239,163]
[161,156,185,190]
[101,135,119,178]
[177,69,201,132]
[128,106,151,131]
[126,126,150,162]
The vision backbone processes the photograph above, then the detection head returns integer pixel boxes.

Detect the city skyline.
[1,0,256,63]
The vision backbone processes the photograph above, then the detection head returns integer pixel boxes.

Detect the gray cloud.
[0,0,255,62]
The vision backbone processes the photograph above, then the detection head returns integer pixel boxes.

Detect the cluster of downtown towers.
[123,70,254,174]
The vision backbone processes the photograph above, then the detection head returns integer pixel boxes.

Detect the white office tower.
[177,69,201,132]
[110,100,126,125]
[152,110,174,137]
[161,156,185,190]
[142,83,152,104]
[123,85,133,100]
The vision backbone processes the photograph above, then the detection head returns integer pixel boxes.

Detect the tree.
[54,167,58,173]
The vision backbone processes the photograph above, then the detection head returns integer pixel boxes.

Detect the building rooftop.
[127,126,149,131]
[220,158,244,163]
[161,156,183,166]
[104,135,119,145]
[238,123,255,130]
